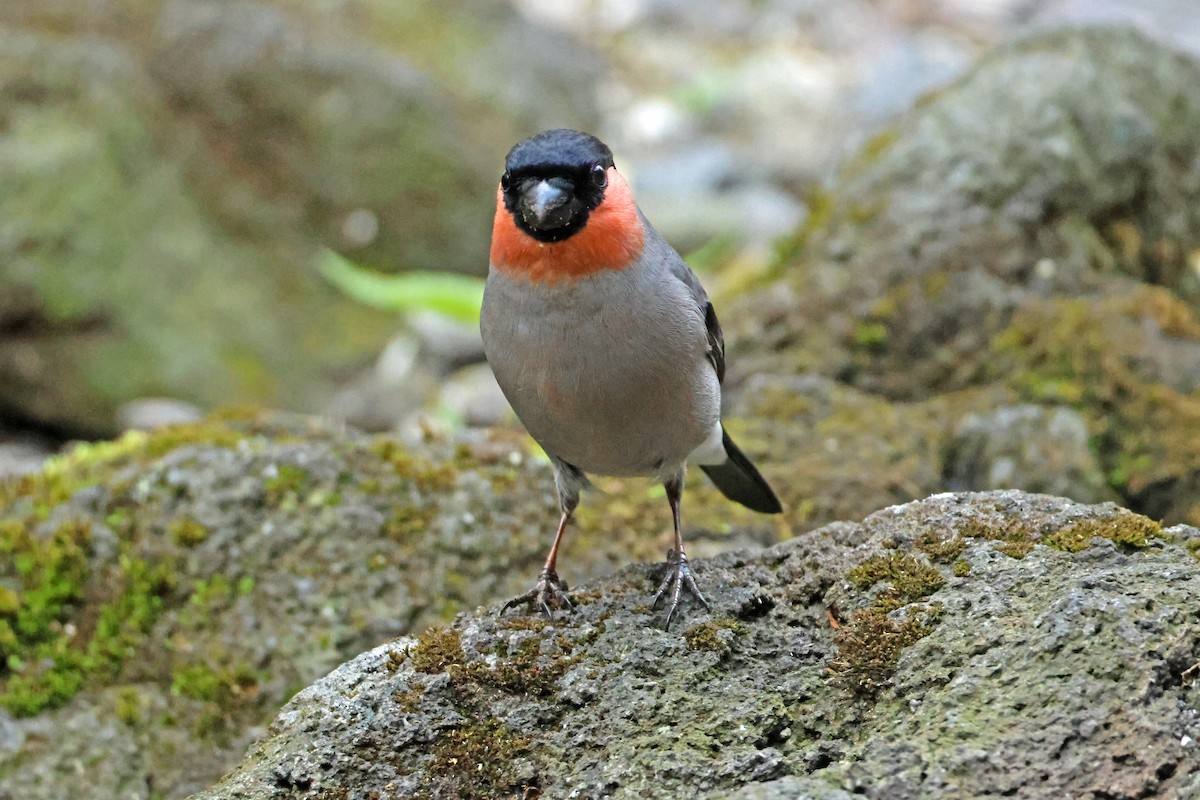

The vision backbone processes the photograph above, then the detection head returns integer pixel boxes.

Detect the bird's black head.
[501,129,615,243]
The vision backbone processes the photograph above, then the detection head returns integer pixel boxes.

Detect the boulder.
[0,0,602,435]
[193,491,1200,799]
[728,26,1200,525]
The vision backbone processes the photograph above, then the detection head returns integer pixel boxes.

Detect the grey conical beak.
[521,180,572,230]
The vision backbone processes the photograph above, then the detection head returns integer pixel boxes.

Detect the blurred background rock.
[2,0,1199,485]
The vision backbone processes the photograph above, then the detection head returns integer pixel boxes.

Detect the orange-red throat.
[490,168,645,284]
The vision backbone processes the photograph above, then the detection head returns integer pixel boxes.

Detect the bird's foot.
[499,568,573,619]
[651,549,710,630]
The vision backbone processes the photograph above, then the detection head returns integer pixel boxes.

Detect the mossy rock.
[0,0,602,435]
[727,27,1200,527]
[0,409,770,798]
[192,492,1200,799]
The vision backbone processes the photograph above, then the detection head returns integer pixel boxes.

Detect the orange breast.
[489,168,645,283]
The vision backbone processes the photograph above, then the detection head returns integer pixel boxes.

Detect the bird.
[480,128,781,629]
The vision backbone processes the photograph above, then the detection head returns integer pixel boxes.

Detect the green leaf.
[317,248,485,323]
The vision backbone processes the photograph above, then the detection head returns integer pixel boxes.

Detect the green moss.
[0,518,93,715]
[0,519,176,717]
[991,289,1200,522]
[420,717,530,800]
[830,605,938,693]
[914,530,967,563]
[994,541,1036,558]
[766,187,833,279]
[852,320,889,350]
[0,417,255,518]
[115,686,142,726]
[845,552,946,612]
[1045,513,1163,553]
[955,516,1039,559]
[369,439,456,493]
[85,557,176,678]
[179,574,252,630]
[139,420,248,459]
[263,464,309,506]
[384,504,437,539]
[408,626,466,675]
[466,641,578,697]
[170,661,257,705]
[952,559,971,577]
[169,516,208,547]
[1,654,86,717]
[408,623,579,697]
[833,549,947,694]
[683,619,743,652]
[1186,539,1200,561]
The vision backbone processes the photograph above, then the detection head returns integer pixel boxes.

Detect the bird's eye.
[500,171,511,190]
[591,164,608,188]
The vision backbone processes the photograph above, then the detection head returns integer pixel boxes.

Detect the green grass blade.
[317,248,485,323]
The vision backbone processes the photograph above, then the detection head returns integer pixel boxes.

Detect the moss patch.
[831,605,939,694]
[0,412,297,717]
[0,526,176,717]
[991,288,1200,524]
[954,515,1040,559]
[0,518,94,715]
[407,627,467,675]
[914,530,968,563]
[401,618,613,797]
[369,439,456,493]
[169,516,209,547]
[1044,513,1164,553]
[683,618,744,652]
[845,552,946,612]
[833,550,947,694]
[420,717,531,800]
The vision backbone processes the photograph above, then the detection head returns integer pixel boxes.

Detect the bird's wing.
[667,257,725,384]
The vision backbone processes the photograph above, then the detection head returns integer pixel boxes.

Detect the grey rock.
[193,491,1200,799]
[432,362,512,429]
[0,438,52,478]
[407,311,486,374]
[729,26,1200,525]
[945,404,1113,503]
[324,334,437,433]
[0,412,688,799]
[116,398,205,432]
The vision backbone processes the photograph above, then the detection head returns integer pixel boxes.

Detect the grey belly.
[482,270,719,478]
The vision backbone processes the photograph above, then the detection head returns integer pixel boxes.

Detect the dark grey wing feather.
[703,301,725,383]
[667,258,725,383]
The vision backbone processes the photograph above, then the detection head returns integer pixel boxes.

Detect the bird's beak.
[520,180,573,230]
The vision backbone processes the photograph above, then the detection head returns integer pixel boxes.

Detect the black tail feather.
[699,430,782,514]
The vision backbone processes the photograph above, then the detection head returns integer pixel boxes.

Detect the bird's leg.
[501,498,577,618]
[652,474,711,629]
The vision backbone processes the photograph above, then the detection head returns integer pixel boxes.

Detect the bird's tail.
[699,430,782,514]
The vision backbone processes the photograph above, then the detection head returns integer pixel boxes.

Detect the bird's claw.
[499,568,573,619]
[651,549,710,630]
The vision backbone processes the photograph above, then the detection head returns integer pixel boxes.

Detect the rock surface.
[0,0,600,435]
[727,26,1200,527]
[193,491,1200,799]
[0,412,778,799]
